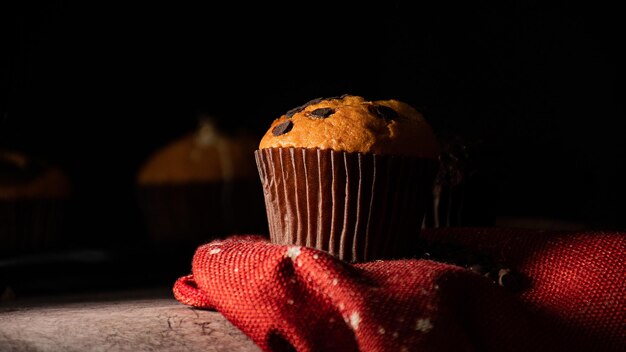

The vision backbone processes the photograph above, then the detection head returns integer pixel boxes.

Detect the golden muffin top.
[0,150,71,200]
[137,118,260,185]
[259,95,439,158]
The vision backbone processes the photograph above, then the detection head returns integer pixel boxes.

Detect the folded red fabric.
[173,228,626,352]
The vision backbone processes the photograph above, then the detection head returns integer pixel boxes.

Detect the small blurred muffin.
[0,149,72,254]
[136,117,268,246]
[255,94,440,262]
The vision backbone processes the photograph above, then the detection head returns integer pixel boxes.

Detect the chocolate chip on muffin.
[368,104,399,121]
[285,97,325,118]
[272,120,293,136]
[307,108,334,119]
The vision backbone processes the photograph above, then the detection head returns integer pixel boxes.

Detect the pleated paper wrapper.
[137,180,268,245]
[255,148,438,263]
[0,199,67,254]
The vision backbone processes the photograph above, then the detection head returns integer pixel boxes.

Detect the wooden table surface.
[0,287,261,352]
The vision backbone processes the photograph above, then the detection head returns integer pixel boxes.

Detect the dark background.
[1,0,624,252]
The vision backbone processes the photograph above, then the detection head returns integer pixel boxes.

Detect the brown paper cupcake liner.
[255,148,438,262]
[0,199,67,254]
[137,180,268,245]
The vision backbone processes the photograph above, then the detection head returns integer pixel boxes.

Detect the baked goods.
[136,117,267,246]
[255,94,440,262]
[0,149,72,254]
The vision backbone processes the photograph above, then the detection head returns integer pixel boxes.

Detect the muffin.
[0,149,72,255]
[136,117,268,246]
[255,94,440,262]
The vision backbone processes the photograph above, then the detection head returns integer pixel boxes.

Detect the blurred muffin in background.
[0,149,72,255]
[136,116,268,247]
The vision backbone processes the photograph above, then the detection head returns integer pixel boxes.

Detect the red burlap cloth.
[173,228,626,352]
